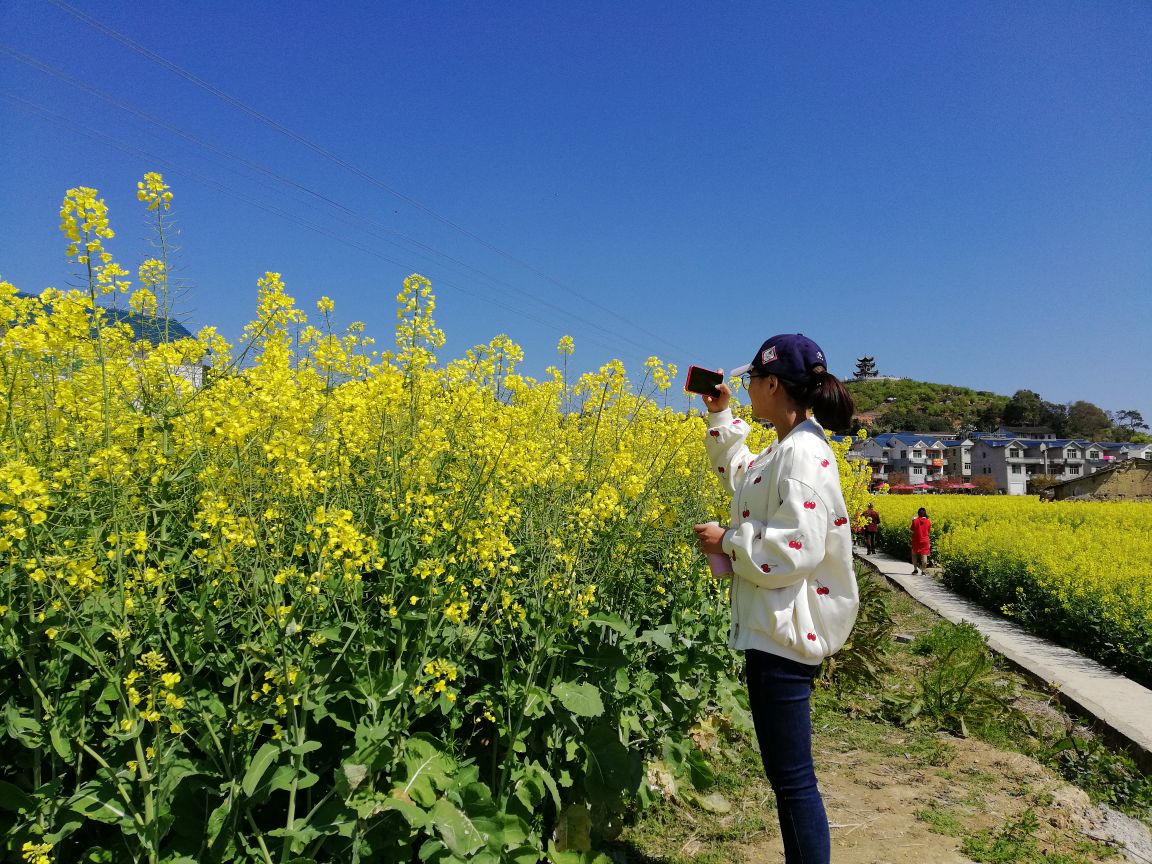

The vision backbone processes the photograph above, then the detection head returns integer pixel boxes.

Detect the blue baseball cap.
[730,334,827,383]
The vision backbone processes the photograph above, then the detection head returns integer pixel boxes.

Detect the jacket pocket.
[744,582,825,660]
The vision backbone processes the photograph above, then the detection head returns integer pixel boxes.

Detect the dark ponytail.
[779,370,855,433]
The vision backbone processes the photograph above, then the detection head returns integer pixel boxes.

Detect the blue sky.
[2,1,1150,424]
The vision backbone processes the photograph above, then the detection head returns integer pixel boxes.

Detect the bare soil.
[721,719,1151,864]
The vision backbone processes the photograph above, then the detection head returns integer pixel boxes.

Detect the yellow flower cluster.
[21,840,53,864]
[874,495,1152,676]
[415,658,460,702]
[0,464,50,554]
[122,652,185,733]
[136,172,173,211]
[249,666,301,718]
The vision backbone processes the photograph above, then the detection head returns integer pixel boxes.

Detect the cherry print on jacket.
[701,407,860,665]
[834,517,847,526]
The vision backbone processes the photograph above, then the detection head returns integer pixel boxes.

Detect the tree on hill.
[844,379,1007,433]
[1111,409,1148,432]
[1001,390,1072,435]
[1103,410,1149,442]
[1065,401,1111,439]
[1041,401,1068,437]
[976,403,1002,432]
[1003,390,1045,427]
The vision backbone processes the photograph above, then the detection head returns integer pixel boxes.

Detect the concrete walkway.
[854,548,1152,766]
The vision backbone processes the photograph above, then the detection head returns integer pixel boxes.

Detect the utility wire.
[41,0,694,359]
[1,91,649,364]
[0,43,665,357]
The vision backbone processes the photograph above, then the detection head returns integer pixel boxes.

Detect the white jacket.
[705,410,859,664]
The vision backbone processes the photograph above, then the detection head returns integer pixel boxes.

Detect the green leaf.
[377,792,428,829]
[530,761,562,810]
[242,742,281,797]
[685,747,715,791]
[505,846,542,864]
[158,757,200,802]
[401,736,455,808]
[638,628,673,649]
[513,771,546,814]
[429,797,485,857]
[583,613,632,635]
[50,724,74,761]
[0,780,34,813]
[56,640,99,667]
[4,702,42,746]
[206,800,231,848]
[290,739,323,756]
[68,783,130,824]
[550,682,604,718]
[583,722,643,802]
[267,762,319,793]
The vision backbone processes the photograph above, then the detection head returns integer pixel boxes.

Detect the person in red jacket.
[910,507,932,574]
[861,501,880,555]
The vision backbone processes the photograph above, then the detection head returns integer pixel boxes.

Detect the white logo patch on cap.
[762,346,777,364]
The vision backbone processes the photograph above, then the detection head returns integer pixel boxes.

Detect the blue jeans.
[746,649,830,864]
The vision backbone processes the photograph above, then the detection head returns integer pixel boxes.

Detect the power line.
[41,0,694,359]
[1,91,649,363]
[0,43,667,357]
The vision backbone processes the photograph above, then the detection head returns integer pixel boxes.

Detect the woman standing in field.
[910,507,932,574]
[693,334,859,864]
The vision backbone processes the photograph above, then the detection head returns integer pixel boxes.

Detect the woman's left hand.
[693,523,727,555]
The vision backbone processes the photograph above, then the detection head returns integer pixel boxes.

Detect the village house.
[848,428,1151,496]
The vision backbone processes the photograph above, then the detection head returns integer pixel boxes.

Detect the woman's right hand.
[702,372,730,413]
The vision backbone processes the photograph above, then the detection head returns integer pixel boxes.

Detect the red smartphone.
[684,366,724,398]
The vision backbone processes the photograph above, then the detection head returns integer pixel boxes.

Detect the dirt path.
[731,732,1148,864]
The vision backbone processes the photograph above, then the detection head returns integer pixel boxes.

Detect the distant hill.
[845,378,1008,433]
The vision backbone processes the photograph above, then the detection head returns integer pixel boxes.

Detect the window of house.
[1011,465,1021,474]
[1089,450,1100,459]
[882,450,889,459]
[912,466,923,475]
[1009,448,1021,457]
[1066,449,1078,459]
[1069,465,1081,475]
[901,450,907,459]
[964,463,971,471]
[913,449,922,459]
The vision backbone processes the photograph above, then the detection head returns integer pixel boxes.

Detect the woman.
[910,507,932,575]
[693,333,859,864]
